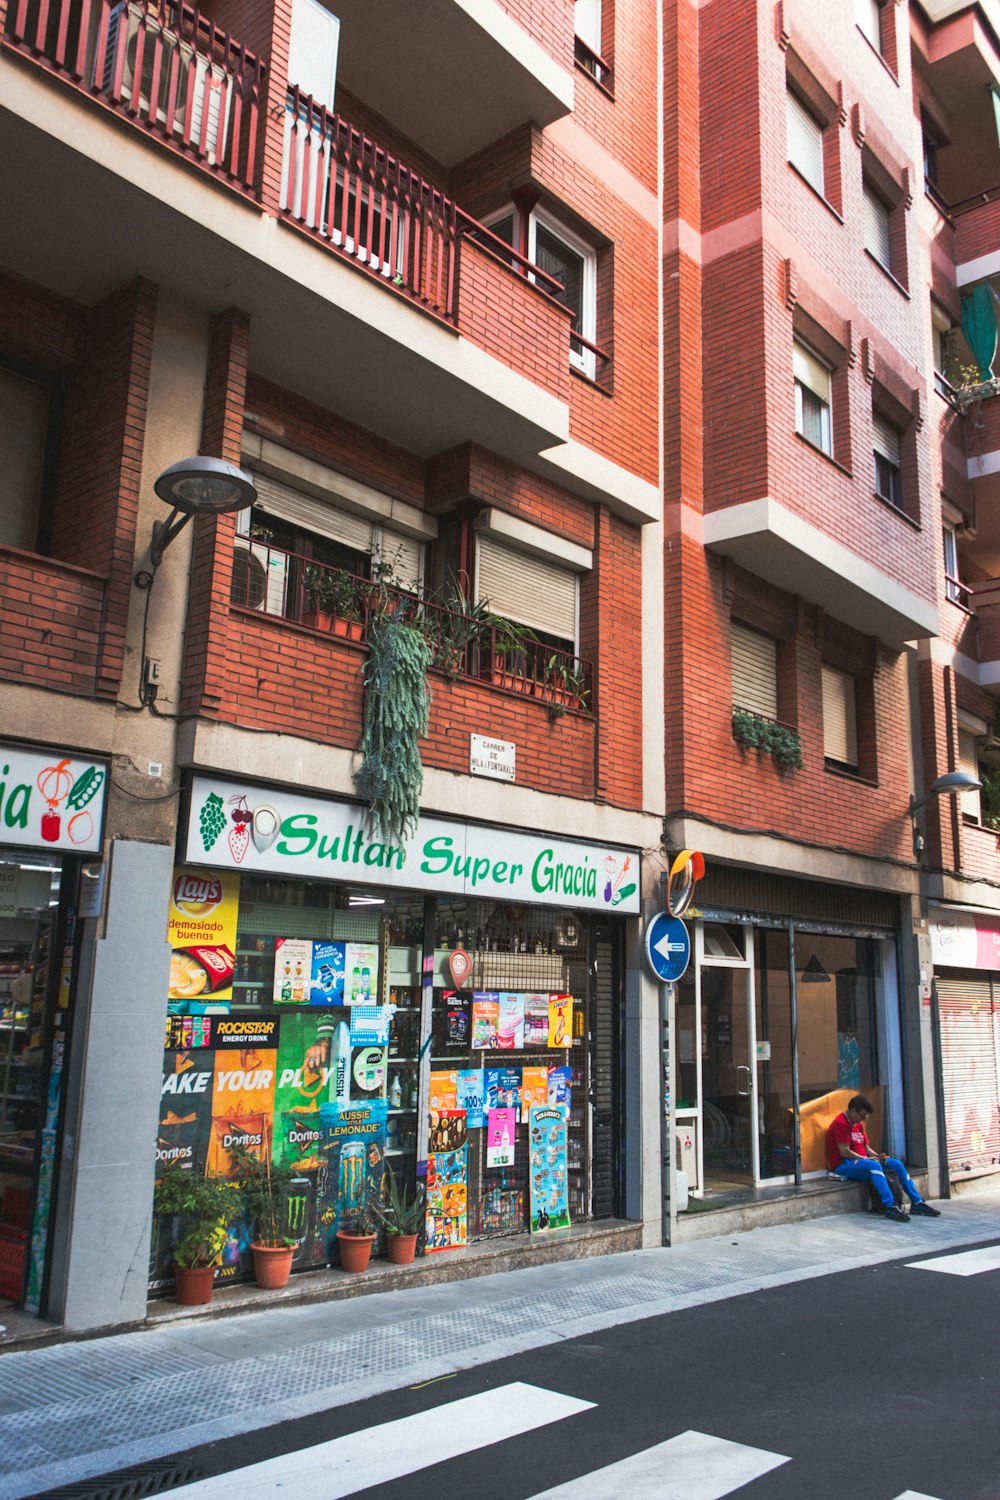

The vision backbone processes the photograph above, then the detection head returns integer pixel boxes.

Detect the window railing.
[5,0,263,190]
[230,540,593,710]
[945,573,971,608]
[574,34,612,90]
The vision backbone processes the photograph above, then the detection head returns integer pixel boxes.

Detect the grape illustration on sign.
[645,912,691,983]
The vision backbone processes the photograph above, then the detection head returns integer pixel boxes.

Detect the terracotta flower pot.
[336,1231,375,1273]
[385,1233,418,1265]
[251,1242,295,1289]
[174,1264,216,1306]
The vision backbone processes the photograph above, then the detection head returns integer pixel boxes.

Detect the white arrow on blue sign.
[644,912,691,983]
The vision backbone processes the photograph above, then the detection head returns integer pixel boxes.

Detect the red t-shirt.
[827,1112,869,1172]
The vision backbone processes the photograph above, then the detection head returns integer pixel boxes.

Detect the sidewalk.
[2,1188,998,1500]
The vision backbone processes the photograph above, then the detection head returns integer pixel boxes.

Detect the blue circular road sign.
[645,912,691,983]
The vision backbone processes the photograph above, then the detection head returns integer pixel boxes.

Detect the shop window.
[872,410,902,508]
[731,620,778,720]
[485,206,599,379]
[794,340,833,457]
[0,363,56,554]
[821,664,858,772]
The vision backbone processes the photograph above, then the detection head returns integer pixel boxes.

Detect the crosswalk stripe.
[906,1245,1000,1277]
[892,1491,944,1499]
[173,1382,594,1499]
[525,1429,790,1499]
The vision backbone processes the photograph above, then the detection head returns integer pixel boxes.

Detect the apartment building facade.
[0,0,664,1330]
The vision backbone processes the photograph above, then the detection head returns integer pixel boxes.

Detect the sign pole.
[661,976,677,1246]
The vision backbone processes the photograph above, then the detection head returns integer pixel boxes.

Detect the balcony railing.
[5,0,263,191]
[230,540,593,710]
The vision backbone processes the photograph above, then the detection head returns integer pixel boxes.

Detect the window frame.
[0,356,63,558]
[794,340,834,457]
[872,410,903,509]
[731,619,779,721]
[474,531,580,656]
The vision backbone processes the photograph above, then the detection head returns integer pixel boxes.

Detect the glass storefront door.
[755,928,795,1180]
[697,924,756,1191]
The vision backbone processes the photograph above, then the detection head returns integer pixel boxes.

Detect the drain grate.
[29,1459,204,1500]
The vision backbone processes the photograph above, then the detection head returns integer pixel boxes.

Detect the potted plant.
[302,565,333,632]
[336,1204,378,1273]
[319,567,365,640]
[488,617,534,693]
[228,1141,297,1290]
[153,1166,240,1306]
[372,1166,425,1264]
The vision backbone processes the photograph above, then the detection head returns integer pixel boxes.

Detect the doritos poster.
[206,1046,277,1176]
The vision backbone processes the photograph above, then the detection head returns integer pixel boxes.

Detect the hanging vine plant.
[354,614,432,843]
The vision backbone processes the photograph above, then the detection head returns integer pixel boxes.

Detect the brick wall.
[0,547,107,697]
[455,239,572,402]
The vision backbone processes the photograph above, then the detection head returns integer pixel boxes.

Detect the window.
[787,88,825,197]
[486,206,598,379]
[943,525,966,606]
[731,621,778,720]
[822,665,858,770]
[574,0,608,83]
[872,411,902,508]
[959,729,983,821]
[863,180,892,271]
[794,341,833,456]
[0,365,51,552]
[476,533,579,655]
[855,0,882,50]
[287,0,339,108]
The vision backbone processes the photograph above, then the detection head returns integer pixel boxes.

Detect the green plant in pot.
[319,567,365,638]
[153,1166,241,1306]
[371,1166,426,1265]
[228,1140,297,1290]
[336,1203,378,1274]
[302,565,332,631]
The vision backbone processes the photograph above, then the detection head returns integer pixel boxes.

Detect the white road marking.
[893,1491,943,1499]
[525,1429,789,1499]
[173,1381,594,1499]
[907,1244,1000,1277]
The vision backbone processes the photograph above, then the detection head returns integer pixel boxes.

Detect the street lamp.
[909,768,982,1201]
[146,456,257,571]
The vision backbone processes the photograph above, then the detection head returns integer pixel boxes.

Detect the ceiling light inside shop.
[347,892,385,906]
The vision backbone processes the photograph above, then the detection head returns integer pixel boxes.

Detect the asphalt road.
[45,1236,1000,1500]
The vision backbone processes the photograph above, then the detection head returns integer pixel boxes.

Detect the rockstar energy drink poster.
[167,867,240,1009]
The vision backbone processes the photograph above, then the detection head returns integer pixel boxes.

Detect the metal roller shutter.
[476,535,578,643]
[252,473,373,553]
[937,974,1000,1172]
[589,926,618,1219]
[380,530,423,591]
[821,665,858,767]
[731,621,778,719]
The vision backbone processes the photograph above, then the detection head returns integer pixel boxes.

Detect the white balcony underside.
[702,497,938,647]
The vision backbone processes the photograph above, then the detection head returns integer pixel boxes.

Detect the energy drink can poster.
[529,1104,570,1237]
[207,1047,276,1176]
[167,867,239,1007]
[317,1099,388,1238]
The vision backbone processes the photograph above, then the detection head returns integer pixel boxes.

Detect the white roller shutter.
[958,731,982,820]
[378,530,423,592]
[251,472,373,553]
[787,89,824,196]
[937,975,1000,1172]
[863,181,892,269]
[476,535,578,644]
[821,665,858,767]
[873,413,900,465]
[731,621,778,719]
[793,342,831,402]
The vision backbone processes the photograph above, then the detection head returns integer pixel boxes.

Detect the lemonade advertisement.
[167,867,240,1008]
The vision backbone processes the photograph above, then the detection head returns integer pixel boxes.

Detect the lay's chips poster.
[167,867,240,1008]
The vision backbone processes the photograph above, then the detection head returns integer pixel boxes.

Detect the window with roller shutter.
[822,665,859,770]
[475,533,579,651]
[731,621,779,720]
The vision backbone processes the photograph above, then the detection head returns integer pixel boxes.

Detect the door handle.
[736,1064,751,1097]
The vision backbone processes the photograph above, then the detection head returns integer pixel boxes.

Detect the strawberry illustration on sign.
[228,795,252,863]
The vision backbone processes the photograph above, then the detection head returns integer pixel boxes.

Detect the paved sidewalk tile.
[1,1194,996,1500]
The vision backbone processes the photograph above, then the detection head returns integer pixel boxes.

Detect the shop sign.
[929,909,1000,970]
[184,776,642,914]
[470,735,515,782]
[0,745,108,854]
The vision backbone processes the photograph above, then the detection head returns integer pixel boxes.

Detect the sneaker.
[884,1205,910,1223]
[909,1201,941,1217]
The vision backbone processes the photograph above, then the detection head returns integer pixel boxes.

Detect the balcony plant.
[319,567,365,640]
[732,710,803,771]
[543,653,589,711]
[153,1166,241,1305]
[371,1165,426,1265]
[302,565,333,632]
[227,1140,297,1290]
[489,616,535,694]
[336,1204,378,1273]
[354,611,432,843]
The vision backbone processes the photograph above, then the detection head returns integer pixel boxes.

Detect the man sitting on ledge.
[827,1094,942,1223]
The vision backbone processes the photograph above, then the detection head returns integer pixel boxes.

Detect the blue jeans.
[834,1156,924,1207]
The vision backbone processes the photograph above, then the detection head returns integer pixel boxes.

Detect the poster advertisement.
[350,1005,392,1046]
[529,1104,570,1237]
[444,996,470,1048]
[167,867,239,1009]
[487,1107,516,1167]
[206,1046,277,1176]
[521,1066,549,1112]
[485,1067,521,1118]
[497,993,525,1049]
[352,1047,387,1095]
[343,942,379,1005]
[523,993,550,1047]
[157,1049,216,1176]
[317,1098,389,1238]
[548,995,573,1048]
[471,992,500,1048]
[426,1111,468,1252]
[456,1068,486,1128]
[429,1071,458,1111]
[547,1065,573,1108]
[309,941,346,1005]
[273,938,313,1003]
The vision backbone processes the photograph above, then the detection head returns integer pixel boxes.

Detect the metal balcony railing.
[230,540,593,710]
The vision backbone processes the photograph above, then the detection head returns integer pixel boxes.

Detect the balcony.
[229,540,594,712]
[971,578,1000,695]
[3,0,263,193]
[0,545,110,697]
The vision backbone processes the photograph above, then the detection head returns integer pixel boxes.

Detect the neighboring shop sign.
[930,910,1000,970]
[184,776,641,913]
[470,735,515,782]
[0,744,108,853]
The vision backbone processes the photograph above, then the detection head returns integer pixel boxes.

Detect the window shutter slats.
[958,731,982,820]
[251,473,373,553]
[873,413,900,464]
[477,535,578,644]
[822,665,858,766]
[379,530,423,592]
[575,0,601,52]
[731,622,778,719]
[863,183,891,268]
[787,89,824,195]
[793,342,831,401]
